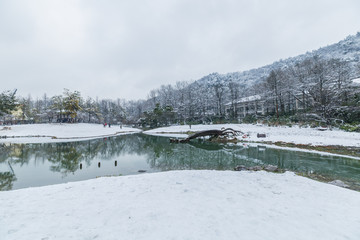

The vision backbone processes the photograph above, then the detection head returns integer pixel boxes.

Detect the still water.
[1,133,360,191]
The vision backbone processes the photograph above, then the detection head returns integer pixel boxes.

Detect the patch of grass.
[96,174,122,178]
[340,123,360,132]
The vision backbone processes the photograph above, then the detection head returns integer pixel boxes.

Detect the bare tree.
[305,56,333,117]
[212,78,226,117]
[227,80,240,119]
[265,69,284,118]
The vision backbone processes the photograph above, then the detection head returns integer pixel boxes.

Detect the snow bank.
[0,123,142,143]
[144,124,360,147]
[1,170,359,240]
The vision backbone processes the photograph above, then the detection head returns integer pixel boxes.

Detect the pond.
[1,133,360,191]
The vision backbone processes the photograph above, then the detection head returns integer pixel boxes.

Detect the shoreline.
[1,123,359,158]
[0,123,142,143]
[144,123,360,158]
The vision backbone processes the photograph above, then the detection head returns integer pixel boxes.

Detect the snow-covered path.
[0,123,142,143]
[144,124,360,147]
[1,170,359,240]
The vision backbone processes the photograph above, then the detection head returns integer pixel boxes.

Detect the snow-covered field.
[144,124,360,147]
[1,170,359,240]
[0,123,141,143]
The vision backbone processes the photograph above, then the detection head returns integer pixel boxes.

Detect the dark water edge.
[1,133,360,191]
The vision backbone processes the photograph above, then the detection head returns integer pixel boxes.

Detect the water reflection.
[0,134,360,191]
[0,172,16,191]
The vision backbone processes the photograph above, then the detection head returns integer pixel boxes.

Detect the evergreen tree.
[0,89,17,116]
[63,89,82,122]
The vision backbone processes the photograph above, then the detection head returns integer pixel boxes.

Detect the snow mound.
[1,170,359,240]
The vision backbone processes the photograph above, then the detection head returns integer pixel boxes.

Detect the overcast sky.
[0,0,359,100]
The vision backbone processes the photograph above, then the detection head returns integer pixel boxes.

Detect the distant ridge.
[195,32,360,88]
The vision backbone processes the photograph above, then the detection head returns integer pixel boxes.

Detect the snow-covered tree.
[227,80,240,119]
[0,89,17,116]
[265,69,285,118]
[63,89,82,121]
[51,95,65,122]
[83,97,101,123]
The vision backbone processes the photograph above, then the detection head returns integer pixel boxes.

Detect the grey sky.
[0,0,359,100]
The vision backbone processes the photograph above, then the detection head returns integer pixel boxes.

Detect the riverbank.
[144,124,360,157]
[0,123,142,143]
[1,170,359,240]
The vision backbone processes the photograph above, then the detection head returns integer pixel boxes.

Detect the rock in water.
[264,165,278,172]
[234,165,247,171]
[328,180,349,188]
[248,166,263,171]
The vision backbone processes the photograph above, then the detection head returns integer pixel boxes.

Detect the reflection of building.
[224,95,265,119]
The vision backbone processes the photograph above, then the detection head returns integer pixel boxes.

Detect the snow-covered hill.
[195,32,360,88]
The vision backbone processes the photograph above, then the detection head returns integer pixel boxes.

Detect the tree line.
[1,56,359,127]
[0,88,127,124]
[138,56,360,127]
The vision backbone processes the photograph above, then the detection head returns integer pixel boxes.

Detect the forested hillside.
[137,33,360,127]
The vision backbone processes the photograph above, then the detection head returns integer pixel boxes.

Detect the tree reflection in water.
[0,172,17,191]
[1,134,360,191]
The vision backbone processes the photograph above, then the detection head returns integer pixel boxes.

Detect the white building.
[224,95,265,120]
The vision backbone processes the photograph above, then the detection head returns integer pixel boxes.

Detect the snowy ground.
[1,170,359,240]
[0,123,142,143]
[2,123,359,147]
[144,124,360,147]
